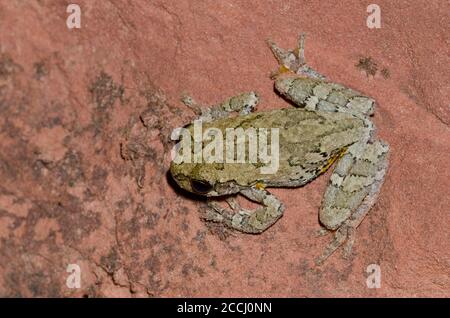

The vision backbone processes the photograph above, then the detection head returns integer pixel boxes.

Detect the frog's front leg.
[316,140,389,265]
[182,92,259,123]
[205,188,285,234]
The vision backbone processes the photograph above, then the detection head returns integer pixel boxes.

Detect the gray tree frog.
[170,34,389,264]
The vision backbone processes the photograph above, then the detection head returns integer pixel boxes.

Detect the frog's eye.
[190,180,213,194]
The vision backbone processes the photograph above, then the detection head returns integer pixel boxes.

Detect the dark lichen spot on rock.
[182,262,205,278]
[145,212,160,230]
[204,221,232,241]
[134,203,160,230]
[90,165,108,195]
[100,247,121,274]
[33,61,49,80]
[0,153,19,181]
[179,206,189,215]
[194,230,208,251]
[24,197,102,244]
[180,221,189,232]
[89,72,124,111]
[89,72,124,133]
[27,271,60,297]
[144,255,161,273]
[381,68,390,79]
[356,57,378,77]
[2,252,61,297]
[0,54,22,79]
[56,150,85,186]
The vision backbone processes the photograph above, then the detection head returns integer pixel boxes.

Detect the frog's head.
[170,161,241,197]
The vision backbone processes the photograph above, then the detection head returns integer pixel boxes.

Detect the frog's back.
[183,108,366,187]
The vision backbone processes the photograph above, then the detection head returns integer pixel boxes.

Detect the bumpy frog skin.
[170,34,389,265]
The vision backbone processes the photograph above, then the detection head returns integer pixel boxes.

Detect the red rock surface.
[0,0,449,297]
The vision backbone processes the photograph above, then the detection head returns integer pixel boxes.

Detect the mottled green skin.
[170,107,366,196]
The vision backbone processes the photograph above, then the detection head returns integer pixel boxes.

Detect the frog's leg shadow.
[181,92,259,123]
[204,188,285,234]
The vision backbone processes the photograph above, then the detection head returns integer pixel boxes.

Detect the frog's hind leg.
[316,140,389,265]
[182,92,259,123]
[273,73,376,117]
[270,35,376,118]
[267,33,326,80]
[205,188,285,234]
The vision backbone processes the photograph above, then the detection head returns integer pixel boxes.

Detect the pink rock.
[0,0,448,297]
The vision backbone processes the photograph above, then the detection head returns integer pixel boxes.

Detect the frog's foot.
[181,92,259,123]
[267,33,326,80]
[315,224,356,265]
[316,140,389,265]
[205,188,285,234]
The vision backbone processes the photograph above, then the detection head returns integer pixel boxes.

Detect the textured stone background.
[0,0,449,297]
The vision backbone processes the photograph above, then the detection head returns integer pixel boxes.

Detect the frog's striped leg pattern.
[316,140,389,265]
[274,76,376,118]
[181,92,259,123]
[205,188,285,234]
